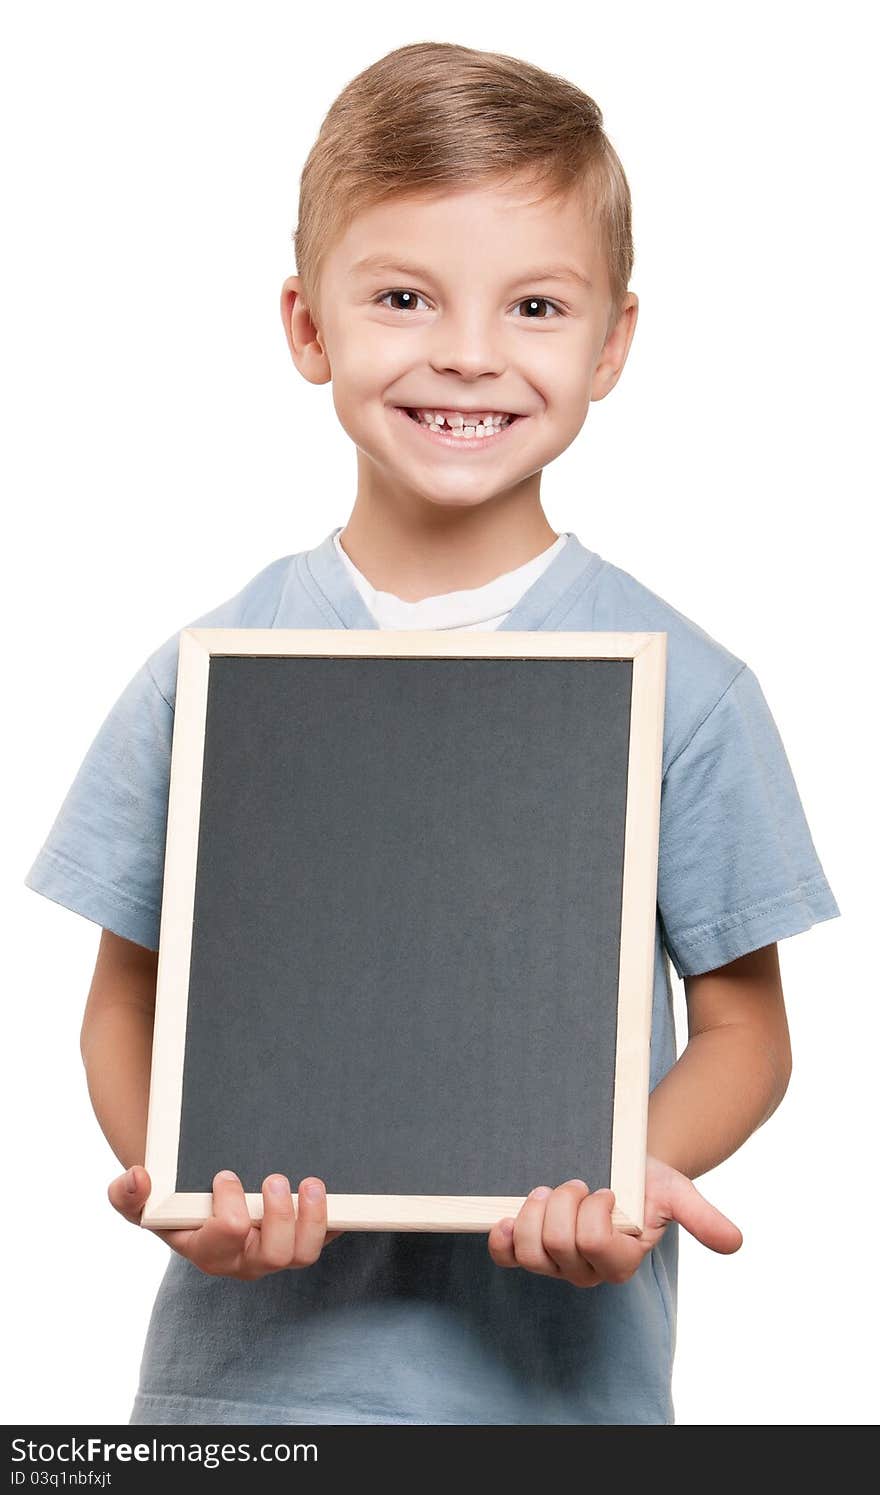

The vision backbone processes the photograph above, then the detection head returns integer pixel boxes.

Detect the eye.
[375,289,430,312]
[512,296,563,319]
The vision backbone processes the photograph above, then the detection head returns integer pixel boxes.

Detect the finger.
[541,1180,602,1286]
[512,1187,562,1277]
[156,1225,203,1257]
[487,1215,518,1268]
[254,1175,296,1270]
[667,1174,744,1253]
[289,1178,332,1267]
[107,1164,150,1225]
[187,1170,254,1274]
[574,1190,644,1283]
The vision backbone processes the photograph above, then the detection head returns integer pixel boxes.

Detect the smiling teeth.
[411,409,513,439]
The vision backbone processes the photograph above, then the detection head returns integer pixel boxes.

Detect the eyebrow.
[351,254,592,290]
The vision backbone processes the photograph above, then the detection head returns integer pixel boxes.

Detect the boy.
[24,42,839,1425]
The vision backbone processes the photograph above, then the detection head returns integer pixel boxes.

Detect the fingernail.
[125,1167,138,1194]
[530,1186,552,1200]
[268,1176,289,1195]
[500,1219,514,1237]
[304,1181,323,1201]
[216,1170,238,1182]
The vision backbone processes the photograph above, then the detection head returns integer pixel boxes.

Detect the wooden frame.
[142,627,667,1237]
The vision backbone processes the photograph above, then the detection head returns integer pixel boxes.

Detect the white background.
[4,0,876,1427]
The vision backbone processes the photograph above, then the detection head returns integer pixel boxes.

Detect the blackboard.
[143,627,666,1235]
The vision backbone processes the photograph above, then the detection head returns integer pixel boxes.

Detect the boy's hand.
[108,1165,344,1279]
[487,1153,743,1288]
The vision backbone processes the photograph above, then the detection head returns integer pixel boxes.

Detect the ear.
[591,293,639,402]
[280,275,331,385]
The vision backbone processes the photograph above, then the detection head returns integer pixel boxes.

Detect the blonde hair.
[292,42,634,329]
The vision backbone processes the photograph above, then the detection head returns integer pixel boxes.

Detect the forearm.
[647,1024,788,1180]
[80,1002,154,1169]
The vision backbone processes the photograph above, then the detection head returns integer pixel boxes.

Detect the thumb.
[667,1172,743,1254]
[108,1163,151,1225]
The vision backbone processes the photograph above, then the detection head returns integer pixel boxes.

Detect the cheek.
[513,352,586,420]
[328,357,395,450]
[543,374,593,426]
[333,345,402,409]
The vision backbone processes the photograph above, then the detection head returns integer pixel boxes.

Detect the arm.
[488,945,790,1285]
[79,927,158,1169]
[647,942,792,1180]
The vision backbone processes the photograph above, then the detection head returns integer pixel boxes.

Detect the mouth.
[392,405,525,450]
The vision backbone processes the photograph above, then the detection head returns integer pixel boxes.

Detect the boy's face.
[281,174,637,518]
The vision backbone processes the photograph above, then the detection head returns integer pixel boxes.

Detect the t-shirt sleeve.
[23,657,174,951]
[657,663,841,978]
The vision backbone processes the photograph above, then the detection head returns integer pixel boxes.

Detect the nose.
[427,310,507,381]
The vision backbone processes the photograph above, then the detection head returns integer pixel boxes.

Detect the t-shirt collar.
[285,527,604,633]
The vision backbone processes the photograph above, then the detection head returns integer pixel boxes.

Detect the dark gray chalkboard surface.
[143,628,666,1235]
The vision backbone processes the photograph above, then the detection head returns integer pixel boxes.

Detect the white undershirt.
[332,527,570,631]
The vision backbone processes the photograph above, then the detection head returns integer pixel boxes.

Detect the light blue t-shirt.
[23,529,840,1426]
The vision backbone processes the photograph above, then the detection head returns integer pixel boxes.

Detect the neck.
[338,473,559,602]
